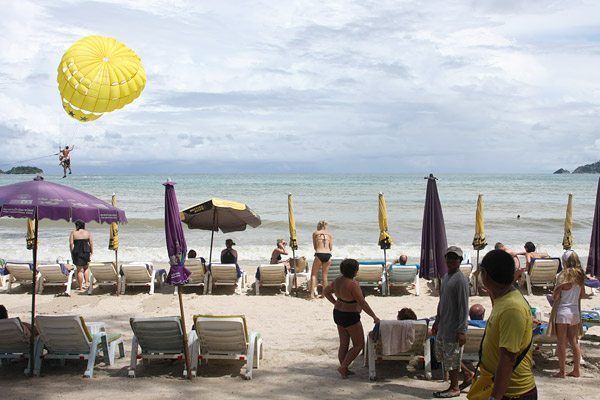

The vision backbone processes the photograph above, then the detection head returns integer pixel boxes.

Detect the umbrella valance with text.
[180,198,261,233]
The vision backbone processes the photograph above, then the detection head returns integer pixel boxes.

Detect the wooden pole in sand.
[177,289,193,379]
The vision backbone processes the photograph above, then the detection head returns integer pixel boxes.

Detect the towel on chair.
[380,320,415,355]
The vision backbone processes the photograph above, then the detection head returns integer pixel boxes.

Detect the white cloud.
[0,0,599,174]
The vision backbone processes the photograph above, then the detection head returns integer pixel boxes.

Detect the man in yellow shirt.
[476,249,536,400]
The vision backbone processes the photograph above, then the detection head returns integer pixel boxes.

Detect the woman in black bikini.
[309,220,333,300]
[69,220,93,291]
[324,259,380,379]
[270,238,290,268]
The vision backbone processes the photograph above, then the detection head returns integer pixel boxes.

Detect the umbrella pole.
[291,248,298,296]
[177,290,193,380]
[115,249,119,296]
[475,250,480,295]
[383,249,387,266]
[29,214,39,377]
[209,210,217,265]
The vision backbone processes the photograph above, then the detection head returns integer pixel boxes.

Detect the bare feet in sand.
[338,366,349,379]
[567,371,580,377]
[552,372,566,378]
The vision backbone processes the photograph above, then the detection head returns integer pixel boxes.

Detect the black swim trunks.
[315,253,332,263]
[333,309,361,328]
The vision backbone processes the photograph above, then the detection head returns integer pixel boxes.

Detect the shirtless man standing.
[59,145,74,177]
[309,220,333,300]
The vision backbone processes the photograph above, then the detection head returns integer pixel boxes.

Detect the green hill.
[572,161,600,174]
[0,166,44,174]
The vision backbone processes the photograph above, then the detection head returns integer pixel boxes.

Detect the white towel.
[380,320,415,355]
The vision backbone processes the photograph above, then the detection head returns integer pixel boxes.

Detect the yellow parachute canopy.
[57,35,146,122]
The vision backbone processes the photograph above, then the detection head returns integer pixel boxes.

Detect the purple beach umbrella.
[0,176,127,377]
[163,179,192,379]
[419,174,448,281]
[587,177,600,278]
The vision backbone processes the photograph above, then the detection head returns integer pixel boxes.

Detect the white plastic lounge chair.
[174,259,208,295]
[192,315,263,380]
[34,315,124,378]
[384,264,420,296]
[5,262,38,293]
[520,258,561,296]
[88,262,121,295]
[207,263,247,295]
[129,316,197,378]
[364,319,431,380]
[459,262,477,296]
[0,317,33,374]
[316,258,343,296]
[356,262,385,295]
[291,256,310,293]
[255,264,291,295]
[462,325,485,362]
[121,262,164,295]
[37,263,75,296]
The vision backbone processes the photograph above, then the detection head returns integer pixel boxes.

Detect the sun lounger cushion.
[208,263,242,279]
[255,265,287,280]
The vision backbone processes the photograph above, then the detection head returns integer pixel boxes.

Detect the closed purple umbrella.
[419,174,448,280]
[587,177,600,278]
[0,176,127,377]
[163,179,192,379]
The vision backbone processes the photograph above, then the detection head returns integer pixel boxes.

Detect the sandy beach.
[1,263,599,400]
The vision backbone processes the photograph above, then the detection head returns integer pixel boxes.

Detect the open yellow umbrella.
[26,219,38,250]
[108,194,120,294]
[562,193,573,250]
[378,192,393,264]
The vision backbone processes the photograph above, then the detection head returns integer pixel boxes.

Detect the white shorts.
[556,309,579,325]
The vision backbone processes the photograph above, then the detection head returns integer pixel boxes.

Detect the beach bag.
[467,363,494,400]
[290,256,306,273]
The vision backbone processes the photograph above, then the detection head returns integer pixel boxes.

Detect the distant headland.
[554,160,600,174]
[0,166,44,174]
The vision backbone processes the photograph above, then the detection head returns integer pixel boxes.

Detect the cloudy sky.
[1,0,599,174]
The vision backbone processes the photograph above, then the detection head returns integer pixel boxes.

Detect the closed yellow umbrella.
[108,194,119,294]
[378,193,393,264]
[108,194,119,250]
[288,193,298,251]
[26,219,38,250]
[562,193,573,250]
[472,194,487,251]
[472,193,487,294]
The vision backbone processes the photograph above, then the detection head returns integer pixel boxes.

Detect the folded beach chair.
[207,263,247,295]
[316,258,343,296]
[192,315,263,380]
[34,315,124,378]
[520,258,561,296]
[364,319,431,380]
[129,316,197,378]
[174,259,209,295]
[88,262,121,295]
[37,263,75,296]
[356,261,385,295]
[255,264,291,295]
[0,317,34,375]
[4,262,38,293]
[384,263,420,296]
[121,262,164,295]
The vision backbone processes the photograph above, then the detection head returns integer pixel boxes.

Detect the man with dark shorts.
[432,246,470,398]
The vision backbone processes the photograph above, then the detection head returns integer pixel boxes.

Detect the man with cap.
[432,246,470,398]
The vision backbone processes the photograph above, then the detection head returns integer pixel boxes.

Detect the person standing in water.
[309,220,332,300]
[70,220,93,291]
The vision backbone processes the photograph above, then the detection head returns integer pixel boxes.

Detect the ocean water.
[0,173,598,266]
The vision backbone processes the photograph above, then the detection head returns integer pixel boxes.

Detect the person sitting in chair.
[220,239,238,264]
